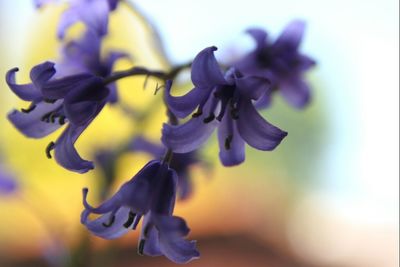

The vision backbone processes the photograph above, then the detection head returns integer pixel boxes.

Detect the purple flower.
[6,61,110,173]
[0,167,18,195]
[236,20,316,109]
[162,47,287,166]
[81,160,200,264]
[130,136,202,200]
[59,30,129,103]
[34,0,119,39]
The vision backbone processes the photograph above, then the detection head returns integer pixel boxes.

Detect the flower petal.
[30,61,57,88]
[162,117,218,153]
[129,136,165,157]
[165,80,211,118]
[156,215,200,264]
[217,116,245,166]
[53,123,95,173]
[280,78,311,109]
[235,75,271,100]
[191,46,226,88]
[6,68,42,102]
[237,99,287,150]
[246,28,268,52]
[82,207,132,239]
[274,20,305,51]
[40,73,95,99]
[63,79,108,125]
[7,101,64,138]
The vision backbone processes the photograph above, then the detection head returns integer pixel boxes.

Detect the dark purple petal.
[143,226,163,256]
[81,207,132,239]
[165,80,211,118]
[129,136,165,157]
[156,215,199,264]
[162,117,218,153]
[280,78,311,109]
[63,79,108,126]
[7,101,63,138]
[254,89,273,109]
[30,61,57,88]
[106,83,119,104]
[53,123,95,173]
[235,75,270,100]
[6,68,42,102]
[246,28,268,52]
[297,54,316,71]
[237,99,287,150]
[217,116,245,166]
[107,0,119,10]
[40,73,95,99]
[191,46,227,88]
[274,20,305,51]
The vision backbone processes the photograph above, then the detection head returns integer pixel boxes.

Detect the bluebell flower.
[162,47,287,166]
[6,61,110,173]
[81,160,200,264]
[235,20,316,109]
[59,30,129,103]
[34,0,117,39]
[130,136,203,200]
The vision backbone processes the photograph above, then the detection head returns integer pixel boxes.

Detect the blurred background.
[0,0,398,267]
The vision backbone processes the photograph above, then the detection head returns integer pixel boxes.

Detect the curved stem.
[103,62,192,85]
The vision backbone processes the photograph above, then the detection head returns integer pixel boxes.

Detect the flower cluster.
[5,0,316,264]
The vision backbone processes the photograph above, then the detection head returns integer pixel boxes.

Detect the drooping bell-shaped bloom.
[34,0,117,39]
[162,47,287,166]
[58,30,129,103]
[130,136,203,200]
[81,160,200,264]
[6,61,110,173]
[235,20,316,109]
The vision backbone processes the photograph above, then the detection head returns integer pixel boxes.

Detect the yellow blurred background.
[0,1,398,267]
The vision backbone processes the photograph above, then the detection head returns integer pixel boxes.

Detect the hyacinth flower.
[6,61,110,173]
[162,47,287,166]
[59,30,129,103]
[34,0,118,39]
[130,136,203,200]
[81,160,200,264]
[235,20,316,109]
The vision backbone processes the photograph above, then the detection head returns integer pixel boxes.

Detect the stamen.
[49,112,56,123]
[192,108,203,118]
[45,141,55,159]
[123,211,136,228]
[143,74,150,89]
[21,104,36,113]
[230,108,239,120]
[203,113,215,123]
[138,239,145,255]
[102,215,116,227]
[132,215,142,230]
[58,116,66,125]
[225,135,233,150]
[154,83,164,95]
